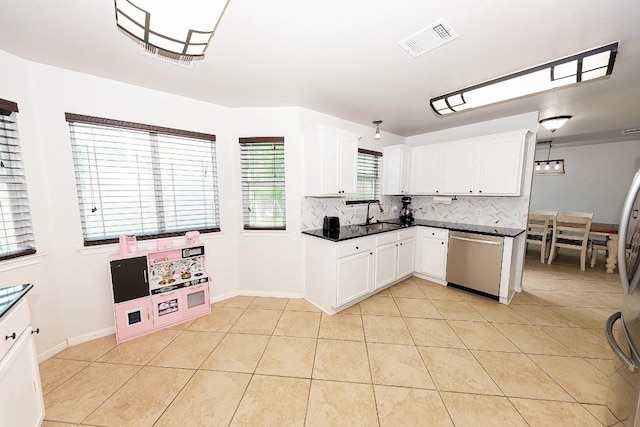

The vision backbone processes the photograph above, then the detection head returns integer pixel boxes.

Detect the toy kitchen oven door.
[147,245,210,326]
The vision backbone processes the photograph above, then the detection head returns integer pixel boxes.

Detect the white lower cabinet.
[374,241,398,289]
[416,227,449,281]
[397,236,416,278]
[0,300,44,427]
[337,250,374,307]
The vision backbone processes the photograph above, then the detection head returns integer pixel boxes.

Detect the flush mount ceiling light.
[539,116,572,133]
[534,141,565,175]
[372,120,383,140]
[430,42,618,116]
[114,0,231,68]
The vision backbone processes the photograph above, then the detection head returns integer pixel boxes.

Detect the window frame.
[238,136,286,231]
[345,148,383,205]
[0,98,36,261]
[65,113,220,246]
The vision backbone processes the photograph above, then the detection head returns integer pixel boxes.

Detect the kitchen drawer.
[338,237,374,258]
[399,228,416,241]
[422,227,448,240]
[376,231,398,246]
[0,299,30,361]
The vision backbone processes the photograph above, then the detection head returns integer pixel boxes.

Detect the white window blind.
[66,114,220,245]
[0,99,36,261]
[347,148,382,204]
[239,137,285,230]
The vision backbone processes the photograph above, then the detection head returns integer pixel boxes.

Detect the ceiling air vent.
[621,128,640,135]
[398,18,459,58]
[139,43,197,69]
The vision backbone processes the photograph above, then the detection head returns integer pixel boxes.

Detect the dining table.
[590,222,619,273]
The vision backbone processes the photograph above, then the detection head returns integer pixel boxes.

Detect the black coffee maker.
[399,196,414,224]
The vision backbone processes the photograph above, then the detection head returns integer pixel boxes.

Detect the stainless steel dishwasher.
[446,231,504,299]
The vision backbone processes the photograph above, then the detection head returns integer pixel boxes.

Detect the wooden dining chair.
[526,210,556,263]
[547,211,594,271]
[589,237,609,268]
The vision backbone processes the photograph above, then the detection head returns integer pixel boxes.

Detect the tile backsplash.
[301,195,528,231]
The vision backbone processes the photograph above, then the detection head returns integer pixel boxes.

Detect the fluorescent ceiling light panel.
[430,42,618,116]
[114,0,231,58]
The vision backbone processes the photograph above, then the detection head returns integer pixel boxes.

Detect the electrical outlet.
[475,208,482,217]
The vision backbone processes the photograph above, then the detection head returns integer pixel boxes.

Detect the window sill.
[0,252,48,273]
[241,230,289,237]
[77,232,227,255]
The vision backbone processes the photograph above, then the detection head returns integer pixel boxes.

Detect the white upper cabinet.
[305,124,360,196]
[382,145,412,195]
[411,145,445,195]
[410,129,529,197]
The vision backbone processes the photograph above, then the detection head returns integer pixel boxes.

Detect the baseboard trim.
[37,341,67,363]
[67,326,115,347]
[238,290,304,299]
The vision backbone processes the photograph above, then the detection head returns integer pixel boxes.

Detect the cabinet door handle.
[147,308,151,320]
[143,270,148,284]
[5,332,16,340]
[479,190,483,193]
[441,241,444,245]
[436,190,439,193]
[355,246,359,250]
[31,328,40,334]
[469,190,473,193]
[369,252,373,255]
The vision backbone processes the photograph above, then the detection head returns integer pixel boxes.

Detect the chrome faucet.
[366,200,384,225]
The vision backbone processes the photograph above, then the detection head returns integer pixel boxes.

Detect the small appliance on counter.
[399,197,414,224]
[322,216,340,238]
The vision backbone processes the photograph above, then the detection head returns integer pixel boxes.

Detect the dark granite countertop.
[302,220,525,242]
[0,283,33,320]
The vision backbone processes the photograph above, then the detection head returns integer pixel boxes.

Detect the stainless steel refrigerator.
[606,167,640,426]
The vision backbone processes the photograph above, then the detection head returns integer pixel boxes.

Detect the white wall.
[530,140,640,223]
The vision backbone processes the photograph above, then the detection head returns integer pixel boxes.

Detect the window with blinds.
[239,137,285,230]
[66,114,220,246]
[346,148,382,204]
[0,99,36,260]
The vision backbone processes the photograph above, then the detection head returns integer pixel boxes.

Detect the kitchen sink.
[355,222,402,232]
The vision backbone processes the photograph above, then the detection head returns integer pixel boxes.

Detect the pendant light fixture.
[372,120,383,140]
[534,141,565,175]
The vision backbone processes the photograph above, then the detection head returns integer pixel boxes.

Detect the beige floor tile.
[230,375,310,426]
[455,289,496,303]
[43,362,141,424]
[388,280,426,298]
[273,310,321,338]
[200,333,269,373]
[416,282,463,300]
[510,398,602,427]
[448,320,519,352]
[84,366,193,426]
[550,306,608,329]
[469,301,530,324]
[418,347,501,395]
[98,328,180,365]
[440,392,528,427]
[154,370,251,427]
[285,298,321,312]
[148,330,224,369]
[165,319,195,330]
[187,307,245,332]
[493,323,574,356]
[376,288,392,297]
[54,335,117,361]
[431,300,485,321]
[318,313,365,341]
[394,297,442,319]
[305,380,378,427]
[404,318,465,348]
[255,336,316,378]
[367,342,434,389]
[542,326,613,359]
[362,315,413,344]
[39,358,90,396]
[374,385,453,427]
[213,295,255,308]
[510,291,541,305]
[248,296,288,310]
[360,296,401,316]
[582,403,619,426]
[229,308,282,335]
[473,350,573,401]
[41,422,76,427]
[510,303,577,327]
[529,354,611,404]
[585,357,615,375]
[340,302,361,314]
[313,339,370,383]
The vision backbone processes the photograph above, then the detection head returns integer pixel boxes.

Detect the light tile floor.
[39,249,620,426]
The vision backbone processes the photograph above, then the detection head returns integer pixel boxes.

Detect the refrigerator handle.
[619,170,640,294]
[606,311,640,373]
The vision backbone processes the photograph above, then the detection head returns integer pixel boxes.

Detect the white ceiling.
[1,0,640,146]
